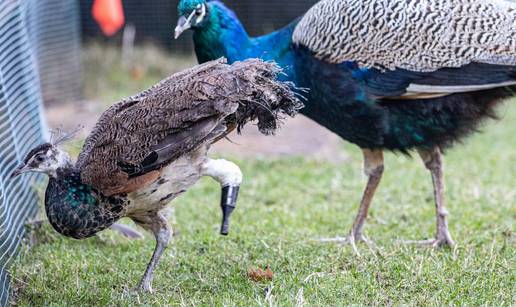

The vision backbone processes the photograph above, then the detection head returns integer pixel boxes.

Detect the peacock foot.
[317,234,367,244]
[316,233,375,256]
[401,236,455,248]
[136,280,153,293]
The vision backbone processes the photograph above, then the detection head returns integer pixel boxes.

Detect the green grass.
[11,104,515,305]
[10,45,516,305]
[82,42,196,104]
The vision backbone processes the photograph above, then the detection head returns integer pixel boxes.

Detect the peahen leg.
[132,212,171,292]
[319,149,384,251]
[202,158,242,235]
[404,147,455,247]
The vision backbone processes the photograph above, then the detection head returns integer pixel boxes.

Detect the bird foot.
[317,233,369,244]
[316,236,350,244]
[401,236,455,248]
[316,233,375,256]
[136,281,153,293]
[110,223,144,239]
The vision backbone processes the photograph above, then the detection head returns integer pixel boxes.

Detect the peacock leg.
[404,147,455,247]
[351,149,384,240]
[319,149,384,252]
[133,212,171,292]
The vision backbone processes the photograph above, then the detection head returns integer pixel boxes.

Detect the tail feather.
[224,59,304,135]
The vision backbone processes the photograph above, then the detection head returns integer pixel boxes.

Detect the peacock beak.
[174,16,189,39]
[174,9,196,39]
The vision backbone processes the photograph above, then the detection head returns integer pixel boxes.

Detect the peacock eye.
[195,4,203,15]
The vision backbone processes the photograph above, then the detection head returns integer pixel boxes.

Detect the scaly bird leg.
[132,212,171,292]
[319,149,384,252]
[202,158,242,235]
[404,147,455,247]
[350,149,384,242]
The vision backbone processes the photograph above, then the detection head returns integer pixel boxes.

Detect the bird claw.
[316,234,376,256]
[401,237,455,248]
[316,236,351,244]
[136,281,153,293]
[110,223,144,239]
[317,234,369,244]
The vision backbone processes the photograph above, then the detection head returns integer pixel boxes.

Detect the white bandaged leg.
[202,159,243,235]
[202,158,243,186]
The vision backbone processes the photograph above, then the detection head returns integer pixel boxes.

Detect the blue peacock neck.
[192,1,299,80]
[193,2,250,63]
[45,168,127,239]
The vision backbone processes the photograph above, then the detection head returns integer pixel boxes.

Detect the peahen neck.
[193,1,298,80]
[45,168,126,239]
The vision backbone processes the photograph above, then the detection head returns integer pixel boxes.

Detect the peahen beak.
[220,185,240,235]
[10,164,27,179]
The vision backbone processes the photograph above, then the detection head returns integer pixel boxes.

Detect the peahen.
[175,0,516,247]
[11,59,301,292]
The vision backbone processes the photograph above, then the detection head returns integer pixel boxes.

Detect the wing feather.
[293,0,516,72]
[294,0,516,99]
[76,59,301,195]
[76,59,239,194]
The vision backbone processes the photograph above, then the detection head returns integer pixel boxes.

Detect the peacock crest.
[178,0,208,16]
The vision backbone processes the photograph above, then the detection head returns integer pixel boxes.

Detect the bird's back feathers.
[293,0,516,72]
[293,0,516,98]
[76,58,301,195]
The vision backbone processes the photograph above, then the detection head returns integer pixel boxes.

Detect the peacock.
[11,59,301,292]
[175,0,516,247]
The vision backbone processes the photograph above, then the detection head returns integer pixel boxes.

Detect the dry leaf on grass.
[248,266,274,282]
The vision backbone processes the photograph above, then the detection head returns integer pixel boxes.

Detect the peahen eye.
[35,155,44,162]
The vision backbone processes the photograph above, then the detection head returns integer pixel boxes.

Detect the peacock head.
[175,0,210,38]
[11,143,72,179]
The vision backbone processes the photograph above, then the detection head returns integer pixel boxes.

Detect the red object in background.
[92,0,125,36]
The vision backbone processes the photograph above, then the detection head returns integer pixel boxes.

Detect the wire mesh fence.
[23,0,82,105]
[0,0,48,305]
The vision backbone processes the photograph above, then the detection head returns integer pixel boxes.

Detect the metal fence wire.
[0,0,49,305]
[24,0,82,105]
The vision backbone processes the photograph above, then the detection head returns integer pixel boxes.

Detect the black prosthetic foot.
[220,185,239,235]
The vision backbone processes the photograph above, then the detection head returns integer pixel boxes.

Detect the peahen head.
[175,0,210,38]
[11,143,72,179]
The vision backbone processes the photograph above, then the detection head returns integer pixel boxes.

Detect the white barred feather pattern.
[293,0,516,72]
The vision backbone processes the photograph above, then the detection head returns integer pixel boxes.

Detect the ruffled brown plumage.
[76,58,302,196]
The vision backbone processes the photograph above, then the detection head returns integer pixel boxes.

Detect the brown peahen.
[11,58,301,292]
